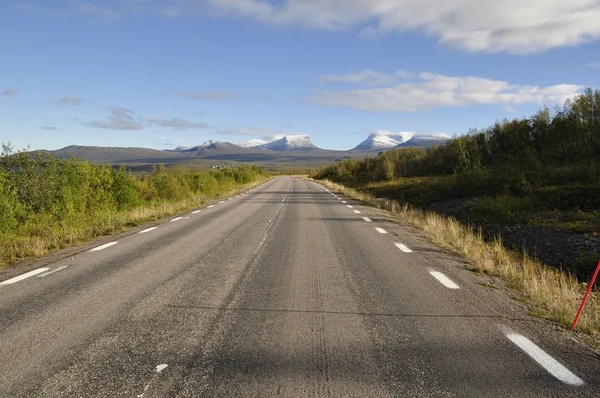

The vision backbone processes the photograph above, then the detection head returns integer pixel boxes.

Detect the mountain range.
[44,132,452,171]
[174,132,450,153]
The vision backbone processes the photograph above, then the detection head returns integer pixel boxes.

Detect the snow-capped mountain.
[237,137,280,148]
[253,135,318,151]
[353,131,415,151]
[173,145,194,151]
[398,133,451,148]
[198,140,226,148]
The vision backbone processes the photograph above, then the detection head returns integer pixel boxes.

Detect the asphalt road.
[1,176,599,397]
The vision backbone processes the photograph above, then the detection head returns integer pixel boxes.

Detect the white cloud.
[320,69,412,86]
[16,1,600,53]
[2,88,17,96]
[587,62,600,68]
[310,72,583,112]
[148,117,212,129]
[56,95,85,105]
[201,0,600,54]
[86,106,143,130]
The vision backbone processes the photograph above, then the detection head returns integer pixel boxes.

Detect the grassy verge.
[0,148,271,269]
[0,176,270,269]
[315,178,600,342]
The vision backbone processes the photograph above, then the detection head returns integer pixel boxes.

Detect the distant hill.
[46,145,190,164]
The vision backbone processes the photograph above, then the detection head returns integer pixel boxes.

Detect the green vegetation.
[313,88,600,280]
[0,143,265,268]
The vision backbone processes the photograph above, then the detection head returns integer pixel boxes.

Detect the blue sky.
[1,0,599,151]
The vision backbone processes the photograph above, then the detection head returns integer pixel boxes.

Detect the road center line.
[504,329,585,386]
[362,217,372,222]
[354,210,361,214]
[0,268,50,285]
[170,217,183,222]
[139,227,158,234]
[395,243,413,253]
[37,265,69,278]
[90,242,118,252]
[428,269,460,289]
[375,227,387,234]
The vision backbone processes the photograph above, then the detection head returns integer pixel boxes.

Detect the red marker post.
[571,261,600,330]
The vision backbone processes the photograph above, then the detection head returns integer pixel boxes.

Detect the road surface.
[1,177,599,397]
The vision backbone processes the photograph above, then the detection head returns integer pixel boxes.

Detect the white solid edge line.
[395,243,413,253]
[170,217,183,222]
[362,217,372,222]
[191,210,201,214]
[90,242,118,252]
[0,268,50,285]
[207,205,215,208]
[503,328,585,386]
[375,227,387,234]
[139,227,158,234]
[38,265,69,278]
[428,269,460,289]
[354,210,361,214]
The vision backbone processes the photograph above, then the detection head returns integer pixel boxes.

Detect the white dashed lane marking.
[207,205,215,208]
[362,217,372,222]
[394,243,413,253]
[375,227,387,234]
[219,201,226,204]
[191,210,201,214]
[428,269,460,289]
[342,201,347,204]
[139,227,158,234]
[353,210,361,214]
[90,242,118,252]
[347,205,353,208]
[0,268,50,285]
[503,328,585,387]
[37,265,69,278]
[170,217,183,222]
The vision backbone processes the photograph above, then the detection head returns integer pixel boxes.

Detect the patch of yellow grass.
[316,179,600,339]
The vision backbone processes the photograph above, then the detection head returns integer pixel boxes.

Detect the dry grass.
[0,178,270,269]
[316,179,600,339]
